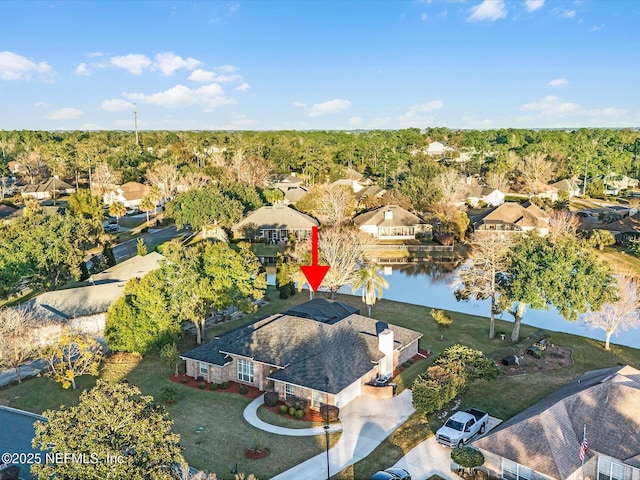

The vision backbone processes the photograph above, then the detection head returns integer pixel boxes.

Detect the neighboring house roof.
[26,252,164,322]
[474,365,640,480]
[475,201,549,229]
[282,186,308,204]
[22,177,74,194]
[355,185,385,200]
[354,204,424,228]
[467,186,501,197]
[181,302,423,395]
[281,174,303,184]
[581,212,640,234]
[116,182,150,202]
[232,205,318,232]
[551,179,580,192]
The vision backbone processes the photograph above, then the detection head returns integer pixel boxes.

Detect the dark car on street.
[370,467,412,480]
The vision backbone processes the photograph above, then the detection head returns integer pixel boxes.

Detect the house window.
[237,359,254,384]
[502,459,533,480]
[199,362,208,377]
[312,390,324,409]
[285,383,295,398]
[598,458,625,480]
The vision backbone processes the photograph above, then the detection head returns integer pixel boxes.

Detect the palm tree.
[292,267,314,300]
[139,195,156,227]
[108,201,126,228]
[352,263,389,317]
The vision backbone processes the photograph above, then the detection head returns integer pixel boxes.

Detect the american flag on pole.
[579,432,588,462]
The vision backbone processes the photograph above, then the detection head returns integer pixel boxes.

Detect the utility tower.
[133,102,139,146]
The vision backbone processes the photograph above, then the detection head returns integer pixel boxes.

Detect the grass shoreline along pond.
[1,287,640,478]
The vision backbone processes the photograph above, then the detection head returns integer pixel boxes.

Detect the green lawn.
[3,287,640,479]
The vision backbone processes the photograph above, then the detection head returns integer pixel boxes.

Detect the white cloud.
[308,99,352,117]
[110,54,152,75]
[188,68,241,83]
[43,108,83,120]
[34,101,48,108]
[371,100,444,128]
[88,52,106,58]
[468,0,507,22]
[421,13,428,21]
[124,83,235,110]
[74,63,90,76]
[521,96,580,116]
[99,98,133,112]
[153,52,202,76]
[524,0,544,12]
[548,78,568,87]
[235,82,250,91]
[0,51,53,81]
[590,24,604,31]
[292,101,307,108]
[348,116,363,127]
[461,115,493,128]
[557,9,575,18]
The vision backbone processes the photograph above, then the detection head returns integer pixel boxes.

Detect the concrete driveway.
[272,389,416,480]
[390,415,503,480]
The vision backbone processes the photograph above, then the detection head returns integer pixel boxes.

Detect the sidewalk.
[269,390,415,480]
[243,394,342,437]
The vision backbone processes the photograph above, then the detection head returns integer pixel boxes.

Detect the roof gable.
[232,205,318,231]
[354,204,424,227]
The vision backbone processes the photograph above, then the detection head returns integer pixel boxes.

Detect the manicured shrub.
[279,405,288,414]
[181,376,189,383]
[161,386,178,404]
[407,358,415,364]
[288,406,297,416]
[264,391,279,407]
[294,409,304,419]
[210,383,218,390]
[451,446,485,474]
[198,382,206,389]
[239,385,248,394]
[220,382,230,390]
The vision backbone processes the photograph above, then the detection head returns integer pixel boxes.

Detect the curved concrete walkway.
[243,393,342,436]
[271,389,415,480]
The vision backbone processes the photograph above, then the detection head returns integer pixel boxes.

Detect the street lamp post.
[324,376,330,480]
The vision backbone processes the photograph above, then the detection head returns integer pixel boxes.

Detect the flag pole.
[582,424,586,480]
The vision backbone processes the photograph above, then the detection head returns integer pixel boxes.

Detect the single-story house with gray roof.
[180,299,422,409]
[25,252,164,339]
[473,365,640,480]
[21,177,75,200]
[231,205,318,243]
[354,204,431,240]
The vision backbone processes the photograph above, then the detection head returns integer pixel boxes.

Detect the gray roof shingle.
[473,365,640,478]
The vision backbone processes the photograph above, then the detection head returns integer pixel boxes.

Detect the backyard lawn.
[2,286,640,479]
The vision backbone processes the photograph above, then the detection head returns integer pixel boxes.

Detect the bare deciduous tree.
[434,169,467,201]
[583,275,640,350]
[548,210,580,243]
[455,234,512,339]
[316,184,356,226]
[0,306,42,383]
[92,162,122,196]
[485,171,510,192]
[181,171,211,191]
[16,148,47,184]
[146,163,180,201]
[319,226,373,298]
[518,153,554,193]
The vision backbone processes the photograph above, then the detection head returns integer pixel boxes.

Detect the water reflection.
[266,263,640,349]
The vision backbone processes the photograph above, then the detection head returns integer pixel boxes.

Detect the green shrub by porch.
[288,406,297,416]
[264,391,279,407]
[239,385,248,394]
[294,409,304,419]
[210,383,218,390]
[279,405,288,414]
[198,382,206,389]
[220,382,230,389]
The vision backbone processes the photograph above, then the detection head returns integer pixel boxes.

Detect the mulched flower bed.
[263,402,329,423]
[244,448,270,459]
[392,348,431,378]
[169,375,263,399]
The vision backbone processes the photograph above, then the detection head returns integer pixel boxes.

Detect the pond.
[268,260,640,350]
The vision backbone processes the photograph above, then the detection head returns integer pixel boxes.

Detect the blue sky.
[1,0,638,131]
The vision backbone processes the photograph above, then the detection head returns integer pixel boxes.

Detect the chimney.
[383,210,393,220]
[378,329,394,378]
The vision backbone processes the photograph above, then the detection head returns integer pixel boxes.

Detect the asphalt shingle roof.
[181,301,422,394]
[473,365,640,479]
[232,205,318,232]
[353,205,424,228]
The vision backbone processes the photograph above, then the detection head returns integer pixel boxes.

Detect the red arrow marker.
[300,226,330,292]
